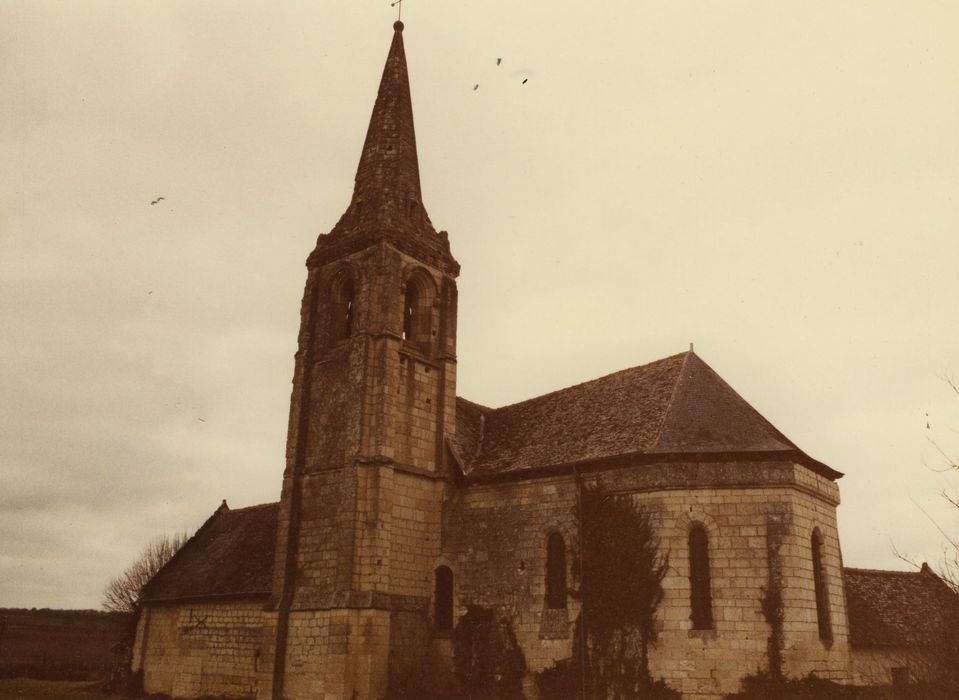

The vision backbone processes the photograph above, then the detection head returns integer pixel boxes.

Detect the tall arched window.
[329,271,355,343]
[811,528,832,642]
[434,566,453,632]
[689,523,714,630]
[545,532,567,609]
[402,270,434,351]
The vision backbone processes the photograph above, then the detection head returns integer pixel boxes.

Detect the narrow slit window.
[329,273,355,343]
[403,284,415,341]
[545,532,567,609]
[811,528,832,642]
[435,566,453,632]
[689,523,714,630]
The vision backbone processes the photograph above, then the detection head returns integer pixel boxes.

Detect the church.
[130,20,957,700]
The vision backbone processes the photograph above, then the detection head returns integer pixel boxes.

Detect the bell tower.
[262,21,459,700]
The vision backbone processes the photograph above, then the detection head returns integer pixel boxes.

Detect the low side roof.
[141,502,277,604]
[453,350,832,479]
[844,565,959,648]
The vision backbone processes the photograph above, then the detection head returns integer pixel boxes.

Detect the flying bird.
[150,197,165,205]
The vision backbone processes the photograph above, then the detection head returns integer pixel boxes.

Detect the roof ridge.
[226,501,279,514]
[690,353,798,450]
[141,503,228,598]
[650,350,692,449]
[485,352,689,414]
[456,396,493,413]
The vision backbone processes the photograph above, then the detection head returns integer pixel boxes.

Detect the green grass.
[0,678,124,700]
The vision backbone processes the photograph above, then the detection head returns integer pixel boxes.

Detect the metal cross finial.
[391,0,403,21]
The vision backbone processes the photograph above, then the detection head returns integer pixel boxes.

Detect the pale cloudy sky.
[3,1,958,609]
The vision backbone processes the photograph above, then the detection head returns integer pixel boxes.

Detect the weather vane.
[391,0,403,22]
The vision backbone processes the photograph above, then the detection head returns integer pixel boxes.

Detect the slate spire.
[314,21,456,271]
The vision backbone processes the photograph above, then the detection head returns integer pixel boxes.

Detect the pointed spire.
[353,21,422,208]
[313,22,457,272]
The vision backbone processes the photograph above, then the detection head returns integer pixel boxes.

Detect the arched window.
[545,532,567,609]
[329,271,355,343]
[811,528,832,642]
[689,523,714,630]
[402,271,434,351]
[434,566,453,632]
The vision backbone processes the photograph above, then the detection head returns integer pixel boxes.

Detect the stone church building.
[130,21,956,700]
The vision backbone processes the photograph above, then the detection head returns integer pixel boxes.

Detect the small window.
[435,566,453,632]
[811,528,832,642]
[689,523,714,630]
[545,532,567,609]
[329,272,355,343]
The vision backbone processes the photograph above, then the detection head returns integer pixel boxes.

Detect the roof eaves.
[465,448,814,485]
[141,590,272,607]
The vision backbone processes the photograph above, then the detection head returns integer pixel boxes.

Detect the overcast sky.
[3,1,958,610]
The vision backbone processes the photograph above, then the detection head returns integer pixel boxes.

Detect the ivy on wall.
[539,485,678,700]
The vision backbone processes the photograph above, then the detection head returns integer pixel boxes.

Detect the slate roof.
[140,502,278,603]
[452,350,836,479]
[844,565,959,648]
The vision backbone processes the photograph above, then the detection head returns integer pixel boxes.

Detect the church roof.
[453,350,840,480]
[310,21,457,272]
[140,502,278,603]
[844,565,959,648]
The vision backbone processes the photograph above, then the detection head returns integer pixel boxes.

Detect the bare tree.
[918,373,959,592]
[102,533,187,613]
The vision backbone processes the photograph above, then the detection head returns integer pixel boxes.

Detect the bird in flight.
[150,197,165,205]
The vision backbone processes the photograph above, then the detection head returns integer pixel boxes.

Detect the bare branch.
[891,541,922,570]
[909,495,959,552]
[101,532,187,613]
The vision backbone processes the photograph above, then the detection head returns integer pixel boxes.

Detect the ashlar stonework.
[131,20,959,700]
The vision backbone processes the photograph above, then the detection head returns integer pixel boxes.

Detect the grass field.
[0,679,125,700]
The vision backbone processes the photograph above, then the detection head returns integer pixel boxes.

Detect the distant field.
[0,679,125,700]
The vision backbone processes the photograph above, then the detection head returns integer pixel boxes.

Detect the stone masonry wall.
[134,600,264,698]
[444,476,582,675]
[279,608,391,700]
[442,460,851,699]
[849,647,925,686]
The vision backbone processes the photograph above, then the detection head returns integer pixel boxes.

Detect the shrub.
[451,605,526,700]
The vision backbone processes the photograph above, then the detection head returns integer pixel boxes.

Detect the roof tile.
[457,351,803,476]
[141,502,277,603]
[844,566,959,648]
